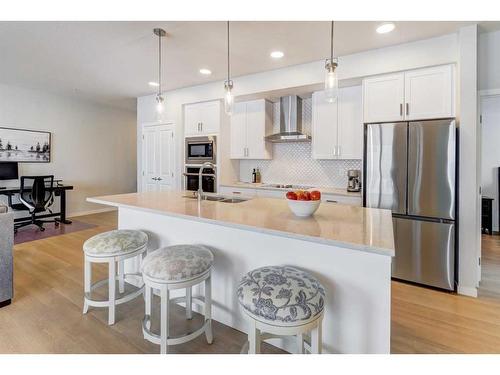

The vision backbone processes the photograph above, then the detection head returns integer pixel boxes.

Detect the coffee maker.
[347,170,361,192]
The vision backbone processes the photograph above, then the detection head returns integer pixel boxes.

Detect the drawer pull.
[232,191,242,195]
[326,200,338,203]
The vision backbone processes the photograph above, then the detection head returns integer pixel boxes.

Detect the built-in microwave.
[185,136,216,165]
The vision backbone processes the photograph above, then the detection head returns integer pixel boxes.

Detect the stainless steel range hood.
[265,95,311,143]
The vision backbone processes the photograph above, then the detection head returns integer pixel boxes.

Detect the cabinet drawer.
[321,194,362,206]
[218,186,257,197]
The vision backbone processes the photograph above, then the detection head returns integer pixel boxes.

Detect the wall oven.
[185,136,216,165]
[184,166,216,193]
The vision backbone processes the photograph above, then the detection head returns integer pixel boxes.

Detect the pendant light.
[324,21,339,103]
[154,28,166,121]
[224,21,234,115]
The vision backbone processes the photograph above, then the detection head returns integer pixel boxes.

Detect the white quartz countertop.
[220,182,361,197]
[87,191,393,257]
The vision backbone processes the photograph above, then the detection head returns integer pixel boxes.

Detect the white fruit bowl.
[286,198,321,217]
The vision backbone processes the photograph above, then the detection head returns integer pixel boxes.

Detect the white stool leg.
[204,275,213,344]
[144,285,152,330]
[248,319,260,354]
[160,286,170,354]
[118,260,125,294]
[186,286,192,320]
[310,321,322,354]
[296,333,305,354]
[83,257,91,314]
[108,259,116,325]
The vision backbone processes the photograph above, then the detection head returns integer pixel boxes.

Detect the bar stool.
[237,265,325,354]
[82,229,148,325]
[141,244,214,354]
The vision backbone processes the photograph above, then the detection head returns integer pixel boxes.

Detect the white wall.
[481,96,500,232]
[479,30,500,91]
[0,84,137,216]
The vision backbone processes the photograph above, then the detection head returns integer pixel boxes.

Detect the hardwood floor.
[2,211,500,353]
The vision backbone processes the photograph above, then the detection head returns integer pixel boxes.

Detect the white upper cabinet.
[404,65,454,121]
[363,64,455,123]
[312,90,338,159]
[312,86,362,160]
[338,85,363,159]
[363,73,405,123]
[184,100,220,136]
[230,99,273,160]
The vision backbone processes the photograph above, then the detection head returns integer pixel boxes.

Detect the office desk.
[0,185,74,224]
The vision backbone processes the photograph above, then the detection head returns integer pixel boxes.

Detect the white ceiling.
[0,21,499,110]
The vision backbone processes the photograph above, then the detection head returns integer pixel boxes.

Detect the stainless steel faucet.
[198,162,216,203]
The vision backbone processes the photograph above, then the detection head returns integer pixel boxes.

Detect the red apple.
[310,190,321,201]
[286,191,298,200]
[303,191,311,201]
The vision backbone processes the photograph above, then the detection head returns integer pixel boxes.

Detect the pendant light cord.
[158,31,162,96]
[227,21,230,81]
[330,20,334,61]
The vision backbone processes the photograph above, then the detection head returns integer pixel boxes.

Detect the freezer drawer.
[392,217,455,290]
[407,120,456,219]
[365,122,407,214]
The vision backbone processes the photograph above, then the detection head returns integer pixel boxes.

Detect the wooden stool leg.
[204,275,213,344]
[248,319,260,354]
[108,260,116,325]
[118,260,125,294]
[144,285,152,330]
[83,257,91,314]
[296,333,305,354]
[160,286,170,354]
[310,322,322,354]
[186,286,192,320]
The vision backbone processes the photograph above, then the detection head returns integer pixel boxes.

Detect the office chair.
[13,176,59,233]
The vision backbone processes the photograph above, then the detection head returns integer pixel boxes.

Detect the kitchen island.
[87,191,394,354]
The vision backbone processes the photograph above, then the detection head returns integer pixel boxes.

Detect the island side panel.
[119,207,391,354]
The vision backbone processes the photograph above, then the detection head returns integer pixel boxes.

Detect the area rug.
[14,220,97,245]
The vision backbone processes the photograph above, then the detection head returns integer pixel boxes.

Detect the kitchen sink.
[182,194,249,203]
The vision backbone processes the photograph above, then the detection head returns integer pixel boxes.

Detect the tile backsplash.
[239,99,362,188]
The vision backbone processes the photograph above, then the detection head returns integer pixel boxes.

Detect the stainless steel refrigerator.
[364,119,457,291]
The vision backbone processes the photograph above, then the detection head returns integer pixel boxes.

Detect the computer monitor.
[0,162,19,180]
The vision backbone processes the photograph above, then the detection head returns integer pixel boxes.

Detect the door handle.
[152,177,158,181]
[157,177,162,181]
[406,103,409,116]
[400,103,403,117]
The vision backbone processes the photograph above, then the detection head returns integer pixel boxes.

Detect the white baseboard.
[68,207,116,218]
[457,285,478,298]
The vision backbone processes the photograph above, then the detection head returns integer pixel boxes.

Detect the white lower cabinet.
[219,186,361,206]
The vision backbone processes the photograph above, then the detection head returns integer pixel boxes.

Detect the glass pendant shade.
[156,94,165,121]
[224,80,234,115]
[324,59,338,103]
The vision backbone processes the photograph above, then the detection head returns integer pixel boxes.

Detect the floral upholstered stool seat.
[141,244,214,354]
[237,265,325,354]
[82,229,148,325]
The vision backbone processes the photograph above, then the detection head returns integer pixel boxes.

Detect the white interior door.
[157,126,175,191]
[142,124,176,192]
[142,127,158,192]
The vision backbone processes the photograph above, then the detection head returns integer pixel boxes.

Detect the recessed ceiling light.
[376,22,395,34]
[199,68,212,75]
[270,51,284,59]
[148,81,159,87]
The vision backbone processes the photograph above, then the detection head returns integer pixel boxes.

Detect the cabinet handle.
[200,122,203,132]
[337,145,341,157]
[232,191,242,195]
[326,200,338,203]
[333,147,337,157]
[400,103,403,117]
[406,103,409,116]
